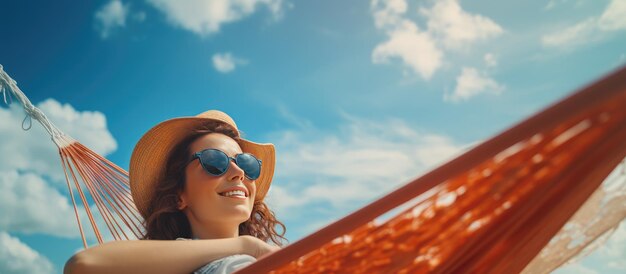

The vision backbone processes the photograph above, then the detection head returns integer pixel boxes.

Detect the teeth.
[221,190,246,197]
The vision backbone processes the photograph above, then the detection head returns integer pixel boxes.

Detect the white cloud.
[597,0,626,31]
[0,231,54,274]
[0,99,117,183]
[147,0,288,37]
[95,0,129,39]
[0,171,80,237]
[370,0,503,81]
[372,20,443,80]
[212,52,248,73]
[542,0,626,48]
[420,0,503,51]
[447,67,504,102]
[266,115,468,233]
[371,0,407,29]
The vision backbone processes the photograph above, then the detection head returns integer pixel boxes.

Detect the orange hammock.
[1,64,625,273]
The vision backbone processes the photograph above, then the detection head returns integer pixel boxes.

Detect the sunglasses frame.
[188,148,262,180]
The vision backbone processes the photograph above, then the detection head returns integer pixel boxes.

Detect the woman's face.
[178,133,256,230]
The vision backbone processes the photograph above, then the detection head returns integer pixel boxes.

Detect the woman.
[64,110,286,274]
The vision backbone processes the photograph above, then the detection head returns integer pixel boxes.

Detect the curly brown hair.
[141,121,287,246]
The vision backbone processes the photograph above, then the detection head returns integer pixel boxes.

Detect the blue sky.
[1,0,625,273]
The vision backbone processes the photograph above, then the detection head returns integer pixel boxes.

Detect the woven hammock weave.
[1,64,625,273]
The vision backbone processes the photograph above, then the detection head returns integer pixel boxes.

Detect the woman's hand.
[240,235,280,258]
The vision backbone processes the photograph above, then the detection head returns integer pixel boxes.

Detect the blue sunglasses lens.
[236,153,261,180]
[198,149,261,180]
[199,149,229,175]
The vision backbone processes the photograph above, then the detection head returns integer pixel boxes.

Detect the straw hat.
[129,110,275,219]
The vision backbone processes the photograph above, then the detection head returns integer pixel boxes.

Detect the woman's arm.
[64,236,278,274]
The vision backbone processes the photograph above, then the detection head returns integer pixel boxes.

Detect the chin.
[225,208,252,222]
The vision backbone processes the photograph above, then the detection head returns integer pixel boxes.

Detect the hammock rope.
[1,65,144,248]
[2,64,625,273]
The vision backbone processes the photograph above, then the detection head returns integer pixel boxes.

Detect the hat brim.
[129,117,275,219]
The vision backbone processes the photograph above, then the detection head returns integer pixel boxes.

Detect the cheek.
[184,167,219,202]
[186,162,218,186]
[248,181,257,199]
[247,182,257,209]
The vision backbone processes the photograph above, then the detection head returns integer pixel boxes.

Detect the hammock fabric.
[236,65,626,274]
[1,64,625,273]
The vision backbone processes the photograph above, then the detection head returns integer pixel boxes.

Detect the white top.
[193,254,256,274]
[176,237,257,274]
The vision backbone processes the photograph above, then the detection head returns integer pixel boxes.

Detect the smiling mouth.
[218,190,247,199]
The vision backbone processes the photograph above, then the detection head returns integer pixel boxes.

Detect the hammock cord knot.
[0,64,63,139]
[22,114,32,130]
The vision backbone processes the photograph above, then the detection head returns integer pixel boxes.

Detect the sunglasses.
[189,149,262,180]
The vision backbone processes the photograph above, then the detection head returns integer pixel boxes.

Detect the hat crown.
[196,110,239,131]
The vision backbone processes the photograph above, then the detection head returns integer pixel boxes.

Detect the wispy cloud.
[212,52,248,73]
[542,18,597,48]
[544,0,586,11]
[545,0,566,11]
[542,0,626,49]
[274,104,314,130]
[446,67,504,102]
[94,0,129,39]
[0,231,54,274]
[420,0,503,51]
[146,0,289,37]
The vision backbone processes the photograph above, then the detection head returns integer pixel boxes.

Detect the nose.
[227,160,245,182]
